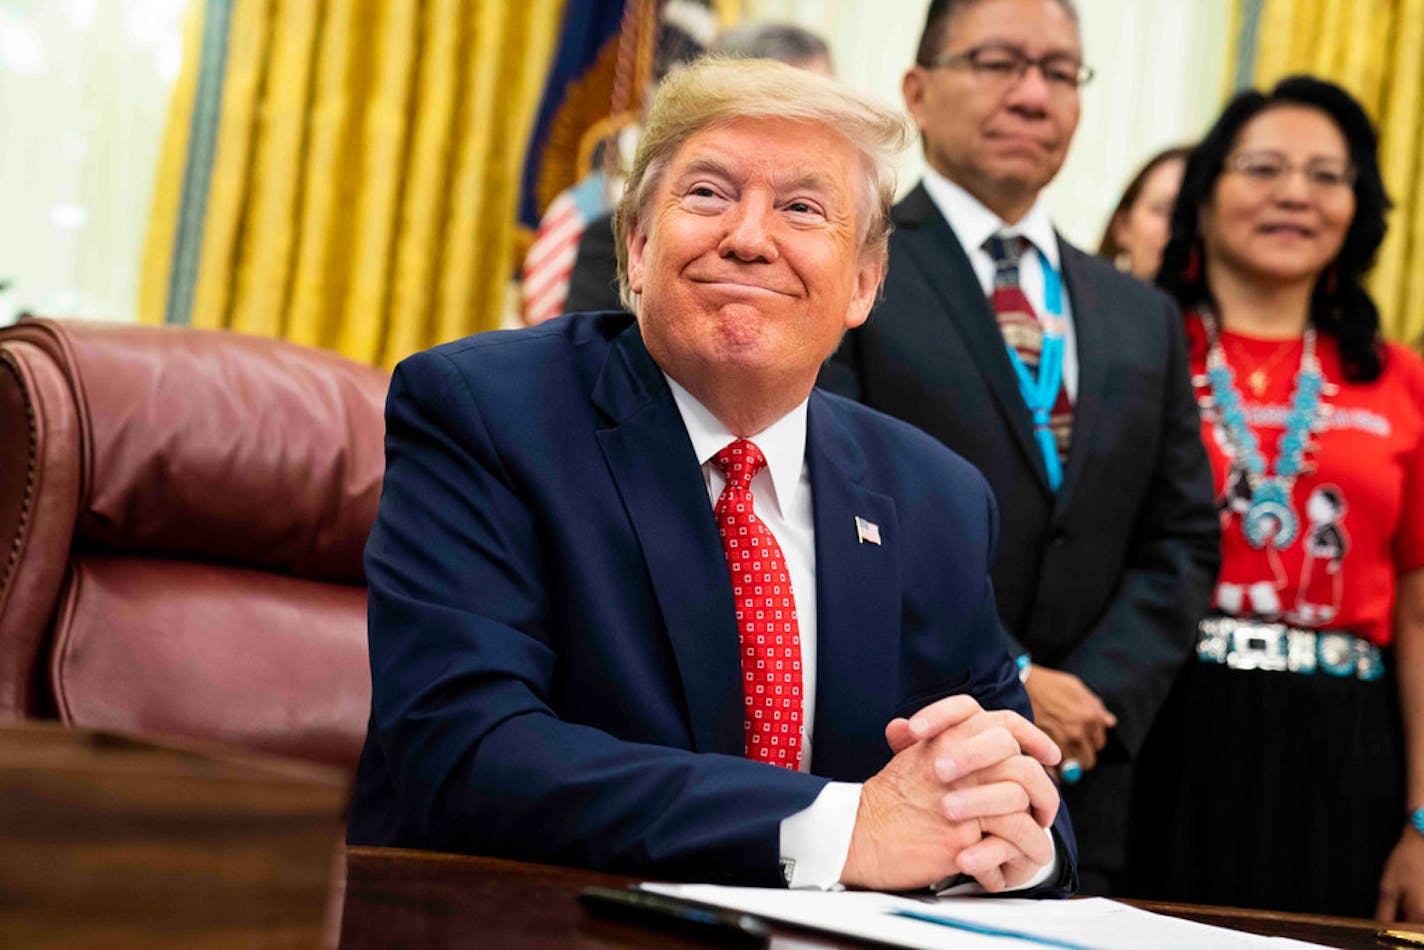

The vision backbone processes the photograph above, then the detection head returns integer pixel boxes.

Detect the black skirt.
[1125,654,1403,918]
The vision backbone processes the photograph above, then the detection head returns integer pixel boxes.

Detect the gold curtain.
[1248,0,1424,345]
[140,0,564,369]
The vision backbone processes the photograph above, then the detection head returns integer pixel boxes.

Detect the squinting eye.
[684,185,729,209]
[786,201,819,215]
[1309,170,1348,187]
[1043,63,1079,85]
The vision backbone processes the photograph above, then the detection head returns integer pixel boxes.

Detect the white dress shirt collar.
[920,164,1060,271]
[662,374,808,520]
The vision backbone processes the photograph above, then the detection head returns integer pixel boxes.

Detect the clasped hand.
[840,694,1061,892]
[1024,666,1116,776]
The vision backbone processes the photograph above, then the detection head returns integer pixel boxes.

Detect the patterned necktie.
[984,233,1073,465]
[712,439,803,771]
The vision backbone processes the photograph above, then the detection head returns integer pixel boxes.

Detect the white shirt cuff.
[778,781,861,889]
[780,784,1059,893]
[1018,828,1060,891]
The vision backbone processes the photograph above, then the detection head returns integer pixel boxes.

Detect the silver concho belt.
[1195,615,1385,682]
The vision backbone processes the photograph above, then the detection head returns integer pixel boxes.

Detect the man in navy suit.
[350,57,1076,895]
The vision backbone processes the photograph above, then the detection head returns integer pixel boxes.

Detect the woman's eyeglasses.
[1223,151,1357,191]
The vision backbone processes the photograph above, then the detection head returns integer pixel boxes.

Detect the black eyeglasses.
[921,43,1094,91]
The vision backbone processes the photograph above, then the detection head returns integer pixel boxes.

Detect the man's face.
[903,0,1082,216]
[627,116,881,411]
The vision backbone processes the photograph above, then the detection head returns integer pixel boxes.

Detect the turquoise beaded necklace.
[1198,311,1327,550]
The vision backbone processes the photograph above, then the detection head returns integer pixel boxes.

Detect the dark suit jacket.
[565,211,625,313]
[349,311,1076,890]
[820,185,1218,873]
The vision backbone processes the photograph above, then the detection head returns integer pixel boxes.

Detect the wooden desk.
[340,846,1394,949]
[0,722,348,949]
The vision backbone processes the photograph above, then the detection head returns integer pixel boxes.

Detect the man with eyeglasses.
[820,0,1219,897]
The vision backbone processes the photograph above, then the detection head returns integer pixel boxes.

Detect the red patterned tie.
[713,439,803,770]
[984,233,1073,465]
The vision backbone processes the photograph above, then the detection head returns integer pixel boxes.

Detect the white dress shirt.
[920,166,1079,401]
[664,375,861,887]
[664,374,1056,891]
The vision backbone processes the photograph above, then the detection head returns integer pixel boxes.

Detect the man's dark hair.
[915,0,1079,65]
[715,22,831,68]
[1157,75,1391,382]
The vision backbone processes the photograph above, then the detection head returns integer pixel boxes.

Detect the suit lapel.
[894,186,1050,493]
[590,325,744,756]
[1054,240,1107,513]
[805,394,901,781]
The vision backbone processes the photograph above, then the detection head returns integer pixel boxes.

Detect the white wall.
[1052,0,1232,249]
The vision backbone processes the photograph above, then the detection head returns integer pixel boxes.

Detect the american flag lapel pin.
[855,516,881,545]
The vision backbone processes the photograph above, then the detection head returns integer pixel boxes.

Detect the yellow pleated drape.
[139,2,204,330]
[139,0,565,369]
[1248,0,1424,346]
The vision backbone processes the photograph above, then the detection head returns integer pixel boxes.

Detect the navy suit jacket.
[349,312,1077,890]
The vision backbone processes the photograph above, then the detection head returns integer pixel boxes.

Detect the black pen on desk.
[578,885,770,946]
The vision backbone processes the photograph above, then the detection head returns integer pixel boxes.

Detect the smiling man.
[820,0,1219,896]
[349,57,1077,895]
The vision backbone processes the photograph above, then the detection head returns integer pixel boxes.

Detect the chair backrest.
[0,317,388,769]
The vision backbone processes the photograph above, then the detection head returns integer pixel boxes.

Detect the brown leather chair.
[0,317,388,770]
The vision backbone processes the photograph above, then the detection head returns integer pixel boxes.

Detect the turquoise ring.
[1060,759,1083,785]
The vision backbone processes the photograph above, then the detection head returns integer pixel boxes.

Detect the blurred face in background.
[1200,105,1355,291]
[903,0,1083,221]
[1110,156,1185,280]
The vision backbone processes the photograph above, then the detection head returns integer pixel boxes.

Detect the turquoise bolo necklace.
[1003,248,1067,492]
[1198,310,1328,549]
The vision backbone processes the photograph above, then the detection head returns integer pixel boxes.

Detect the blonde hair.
[612,57,910,309]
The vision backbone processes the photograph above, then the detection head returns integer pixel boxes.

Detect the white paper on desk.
[641,884,1329,950]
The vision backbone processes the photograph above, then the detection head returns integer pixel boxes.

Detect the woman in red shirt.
[1129,76,1424,921]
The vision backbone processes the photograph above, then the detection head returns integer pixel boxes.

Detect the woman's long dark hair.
[1157,75,1390,381]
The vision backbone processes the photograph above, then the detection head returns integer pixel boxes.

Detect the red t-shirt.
[1187,313,1424,646]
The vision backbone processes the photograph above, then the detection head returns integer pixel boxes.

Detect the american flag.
[855,516,881,546]
[522,174,610,326]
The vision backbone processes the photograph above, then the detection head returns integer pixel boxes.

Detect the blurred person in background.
[563,20,835,315]
[712,20,834,76]
[1097,146,1190,281]
[1130,75,1424,922]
